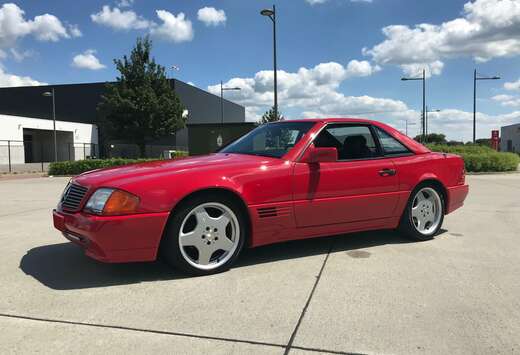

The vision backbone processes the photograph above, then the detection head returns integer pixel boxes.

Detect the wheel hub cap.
[178,202,240,271]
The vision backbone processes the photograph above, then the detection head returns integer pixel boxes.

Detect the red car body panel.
[53,118,469,262]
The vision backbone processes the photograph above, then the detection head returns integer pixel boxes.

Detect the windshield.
[221,121,315,158]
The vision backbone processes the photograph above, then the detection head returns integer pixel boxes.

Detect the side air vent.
[258,207,277,218]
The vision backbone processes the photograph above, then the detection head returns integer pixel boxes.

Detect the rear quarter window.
[375,127,411,155]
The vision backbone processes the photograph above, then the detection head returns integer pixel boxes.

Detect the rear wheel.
[399,185,444,241]
[161,194,246,276]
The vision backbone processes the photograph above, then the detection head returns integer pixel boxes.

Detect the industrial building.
[0,80,250,168]
[500,123,520,153]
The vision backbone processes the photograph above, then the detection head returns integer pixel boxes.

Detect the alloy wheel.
[410,187,442,236]
[178,202,240,270]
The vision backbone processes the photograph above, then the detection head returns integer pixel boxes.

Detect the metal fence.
[0,140,98,173]
[0,140,189,174]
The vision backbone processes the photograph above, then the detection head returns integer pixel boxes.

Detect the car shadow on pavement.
[20,229,447,290]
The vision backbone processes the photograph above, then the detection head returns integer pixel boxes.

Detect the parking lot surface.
[0,175,519,354]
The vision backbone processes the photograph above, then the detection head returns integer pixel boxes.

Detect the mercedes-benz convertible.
[53,118,468,275]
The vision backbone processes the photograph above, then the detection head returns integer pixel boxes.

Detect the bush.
[427,144,520,172]
[49,158,158,176]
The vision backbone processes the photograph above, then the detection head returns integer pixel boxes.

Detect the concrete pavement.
[0,175,519,354]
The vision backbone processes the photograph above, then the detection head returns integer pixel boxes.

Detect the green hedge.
[49,158,158,176]
[427,144,520,172]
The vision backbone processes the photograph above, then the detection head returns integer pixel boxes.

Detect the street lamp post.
[260,5,278,118]
[425,106,441,137]
[402,69,426,142]
[405,119,416,136]
[220,81,241,127]
[42,88,57,162]
[473,69,500,143]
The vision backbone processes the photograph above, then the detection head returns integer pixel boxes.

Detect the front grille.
[61,183,89,212]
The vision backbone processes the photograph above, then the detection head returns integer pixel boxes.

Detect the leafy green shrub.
[49,158,157,176]
[428,144,519,172]
[162,150,189,159]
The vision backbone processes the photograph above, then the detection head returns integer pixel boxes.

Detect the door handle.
[379,168,396,177]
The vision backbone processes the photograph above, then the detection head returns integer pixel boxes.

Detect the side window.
[375,127,411,155]
[314,124,380,160]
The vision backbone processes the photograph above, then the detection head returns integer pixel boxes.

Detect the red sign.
[491,130,499,150]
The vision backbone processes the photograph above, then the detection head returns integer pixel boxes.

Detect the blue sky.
[2,0,520,141]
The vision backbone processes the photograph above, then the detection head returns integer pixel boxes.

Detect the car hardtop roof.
[276,118,377,124]
[272,117,431,155]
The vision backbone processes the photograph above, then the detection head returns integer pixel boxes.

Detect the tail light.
[459,167,466,185]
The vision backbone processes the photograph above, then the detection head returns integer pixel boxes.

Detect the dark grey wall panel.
[0,80,245,126]
[174,80,245,125]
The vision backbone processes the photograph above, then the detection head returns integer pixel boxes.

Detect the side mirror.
[300,145,337,163]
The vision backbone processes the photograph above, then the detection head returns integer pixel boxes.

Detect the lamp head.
[42,91,53,97]
[261,9,274,17]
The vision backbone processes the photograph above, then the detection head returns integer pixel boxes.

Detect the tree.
[414,133,447,144]
[98,36,186,157]
[259,106,284,124]
[475,138,491,147]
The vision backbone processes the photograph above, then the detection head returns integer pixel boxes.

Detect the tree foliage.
[98,36,186,157]
[259,106,284,124]
[414,133,447,144]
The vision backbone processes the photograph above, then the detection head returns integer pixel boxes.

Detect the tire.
[399,184,445,241]
[160,193,247,276]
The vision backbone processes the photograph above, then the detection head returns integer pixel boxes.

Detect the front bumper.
[446,184,469,214]
[53,209,170,263]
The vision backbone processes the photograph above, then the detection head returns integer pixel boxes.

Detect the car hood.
[73,153,279,188]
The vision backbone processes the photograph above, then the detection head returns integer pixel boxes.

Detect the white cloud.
[504,78,520,91]
[345,60,381,77]
[0,3,78,47]
[68,24,82,37]
[0,68,45,87]
[197,7,226,27]
[117,0,134,7]
[0,3,77,86]
[71,49,106,70]
[150,10,193,43]
[306,0,372,4]
[208,61,397,124]
[492,94,520,107]
[209,60,514,141]
[365,0,520,76]
[90,5,150,30]
[400,60,444,79]
[9,48,34,62]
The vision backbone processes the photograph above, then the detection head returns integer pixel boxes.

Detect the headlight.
[84,188,140,216]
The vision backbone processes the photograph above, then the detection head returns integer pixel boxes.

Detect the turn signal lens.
[102,190,140,215]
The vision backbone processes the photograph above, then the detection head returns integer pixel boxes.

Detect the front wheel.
[399,185,445,241]
[161,195,246,276]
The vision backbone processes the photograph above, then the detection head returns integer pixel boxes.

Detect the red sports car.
[53,118,468,275]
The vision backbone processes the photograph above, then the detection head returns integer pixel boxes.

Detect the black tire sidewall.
[399,183,445,241]
[160,193,247,276]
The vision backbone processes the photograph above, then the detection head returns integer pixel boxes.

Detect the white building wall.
[0,114,98,164]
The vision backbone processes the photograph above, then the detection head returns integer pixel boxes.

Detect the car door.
[292,123,400,227]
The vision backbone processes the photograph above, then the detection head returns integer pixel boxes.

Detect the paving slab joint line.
[283,240,336,355]
[0,313,362,354]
